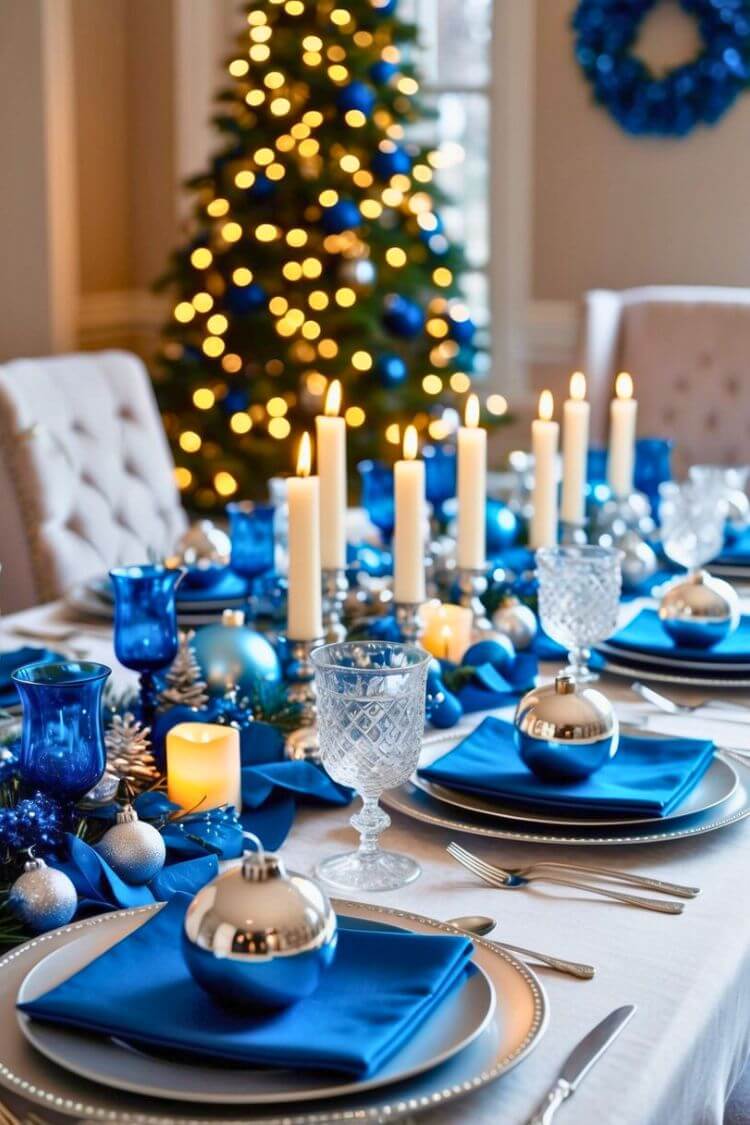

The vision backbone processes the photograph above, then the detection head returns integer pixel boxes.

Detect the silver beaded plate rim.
[598,655,750,689]
[0,900,548,1124]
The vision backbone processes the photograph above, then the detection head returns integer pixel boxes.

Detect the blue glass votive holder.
[13,661,111,802]
[358,459,395,542]
[227,502,276,583]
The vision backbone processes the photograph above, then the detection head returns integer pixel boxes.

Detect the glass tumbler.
[312,641,430,892]
[537,545,622,682]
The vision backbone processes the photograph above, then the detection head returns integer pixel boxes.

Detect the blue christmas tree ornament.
[226,282,266,315]
[322,199,361,234]
[372,144,411,180]
[249,173,276,201]
[222,387,249,413]
[376,352,408,387]
[336,80,376,117]
[370,59,398,85]
[464,636,516,675]
[371,0,398,15]
[486,499,520,553]
[383,294,424,338]
[448,313,476,346]
[192,613,282,699]
[428,687,463,729]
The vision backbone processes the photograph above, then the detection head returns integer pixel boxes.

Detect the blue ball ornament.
[448,315,476,346]
[336,80,376,117]
[193,617,281,698]
[249,173,275,200]
[376,352,408,387]
[383,294,424,338]
[371,0,398,14]
[428,688,463,729]
[486,500,520,554]
[371,145,411,180]
[370,59,398,84]
[222,387,249,413]
[322,199,361,234]
[226,282,266,315]
[464,636,516,675]
[426,657,444,690]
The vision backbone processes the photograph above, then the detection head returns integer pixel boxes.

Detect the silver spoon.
[447,915,595,980]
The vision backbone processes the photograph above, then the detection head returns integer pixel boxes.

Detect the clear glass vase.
[537,545,622,682]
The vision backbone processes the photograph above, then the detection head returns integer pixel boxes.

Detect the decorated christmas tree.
[155,0,484,512]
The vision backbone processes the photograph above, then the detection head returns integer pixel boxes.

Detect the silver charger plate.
[411,753,738,829]
[598,654,750,689]
[85,576,251,614]
[0,901,547,1124]
[384,754,750,846]
[598,639,750,675]
[66,585,225,628]
[17,916,496,1105]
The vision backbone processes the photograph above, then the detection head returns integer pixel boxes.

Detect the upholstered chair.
[581,286,750,473]
[0,350,187,612]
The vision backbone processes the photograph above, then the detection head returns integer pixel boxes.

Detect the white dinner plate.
[411,752,738,828]
[1,902,547,1123]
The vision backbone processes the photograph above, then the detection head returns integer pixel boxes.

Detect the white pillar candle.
[561,371,590,526]
[393,425,426,603]
[420,600,473,663]
[530,390,559,549]
[457,394,487,569]
[287,432,323,640]
[607,371,638,499]
[167,722,242,812]
[315,379,347,570]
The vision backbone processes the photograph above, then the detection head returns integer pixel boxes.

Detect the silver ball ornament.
[658,570,740,649]
[192,608,281,698]
[173,521,231,586]
[514,672,619,782]
[491,598,537,651]
[337,257,376,289]
[97,804,166,884]
[9,858,77,933]
[617,530,658,592]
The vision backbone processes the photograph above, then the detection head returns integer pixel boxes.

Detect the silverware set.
[447,842,699,915]
[445,914,595,980]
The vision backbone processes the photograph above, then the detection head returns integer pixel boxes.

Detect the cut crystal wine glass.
[537,545,622,682]
[312,641,430,892]
[658,480,726,570]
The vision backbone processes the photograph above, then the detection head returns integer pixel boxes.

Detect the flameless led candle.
[561,371,590,526]
[420,601,473,663]
[315,380,346,570]
[457,394,486,569]
[166,722,241,812]
[530,390,559,549]
[608,372,638,499]
[287,432,323,639]
[393,425,426,604]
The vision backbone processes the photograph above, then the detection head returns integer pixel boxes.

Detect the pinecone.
[159,630,209,711]
[104,713,160,793]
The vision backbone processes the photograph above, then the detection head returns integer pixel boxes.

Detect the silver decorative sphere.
[97,804,166,885]
[658,570,740,649]
[173,521,231,587]
[182,850,337,1010]
[725,489,750,541]
[514,672,619,782]
[617,530,658,592]
[593,492,655,543]
[9,858,77,933]
[337,257,376,289]
[491,598,537,651]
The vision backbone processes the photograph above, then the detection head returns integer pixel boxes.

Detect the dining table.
[1,594,749,1125]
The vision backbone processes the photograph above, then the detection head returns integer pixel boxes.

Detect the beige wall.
[533,0,750,302]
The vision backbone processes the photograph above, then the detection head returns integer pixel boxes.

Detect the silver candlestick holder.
[559,520,588,546]
[456,567,492,636]
[394,602,422,644]
[284,637,324,762]
[322,568,348,644]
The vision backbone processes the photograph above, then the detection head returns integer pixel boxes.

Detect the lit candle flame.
[440,623,452,660]
[569,371,586,401]
[615,371,633,400]
[403,424,418,461]
[465,393,480,429]
[296,431,312,477]
[324,379,342,417]
[538,389,554,421]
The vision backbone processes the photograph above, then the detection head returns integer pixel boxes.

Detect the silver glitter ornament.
[658,569,740,649]
[514,672,619,782]
[9,857,77,933]
[617,530,658,592]
[97,804,166,884]
[491,597,537,651]
[593,492,655,543]
[182,847,337,1010]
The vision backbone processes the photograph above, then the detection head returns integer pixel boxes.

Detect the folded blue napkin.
[0,647,63,708]
[19,894,474,1078]
[419,716,715,816]
[609,607,750,663]
[453,653,538,714]
[96,572,252,605]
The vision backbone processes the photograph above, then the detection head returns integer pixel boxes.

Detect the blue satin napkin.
[0,647,63,708]
[453,653,538,714]
[96,572,252,605]
[419,716,715,815]
[19,894,474,1078]
[608,607,750,663]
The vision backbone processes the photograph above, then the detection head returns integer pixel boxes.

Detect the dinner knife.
[526,1004,636,1124]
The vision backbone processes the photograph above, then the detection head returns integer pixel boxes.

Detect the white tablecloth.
[2,600,750,1125]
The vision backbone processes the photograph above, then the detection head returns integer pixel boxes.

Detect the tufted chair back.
[0,350,187,612]
[581,286,750,474]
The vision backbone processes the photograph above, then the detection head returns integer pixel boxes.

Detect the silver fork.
[632,681,750,718]
[447,844,684,914]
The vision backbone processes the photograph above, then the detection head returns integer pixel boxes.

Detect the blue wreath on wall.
[572,0,750,136]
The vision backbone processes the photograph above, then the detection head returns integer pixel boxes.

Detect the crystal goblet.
[537,545,622,683]
[312,641,430,892]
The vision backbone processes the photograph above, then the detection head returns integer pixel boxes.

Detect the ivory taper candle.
[316,380,346,570]
[530,390,559,549]
[287,432,323,640]
[561,371,590,526]
[457,394,486,569]
[167,722,241,812]
[394,425,426,604]
[607,371,638,499]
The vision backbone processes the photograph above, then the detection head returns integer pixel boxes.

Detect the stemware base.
[316,849,421,893]
[564,664,600,684]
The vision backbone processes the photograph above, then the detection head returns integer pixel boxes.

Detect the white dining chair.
[0,350,187,612]
[581,286,750,473]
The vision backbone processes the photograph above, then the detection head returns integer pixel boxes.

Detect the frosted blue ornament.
[192,609,281,698]
[9,858,77,933]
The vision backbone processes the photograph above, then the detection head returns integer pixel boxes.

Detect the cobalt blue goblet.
[227,502,276,607]
[358,459,394,542]
[13,661,111,802]
[110,565,185,731]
